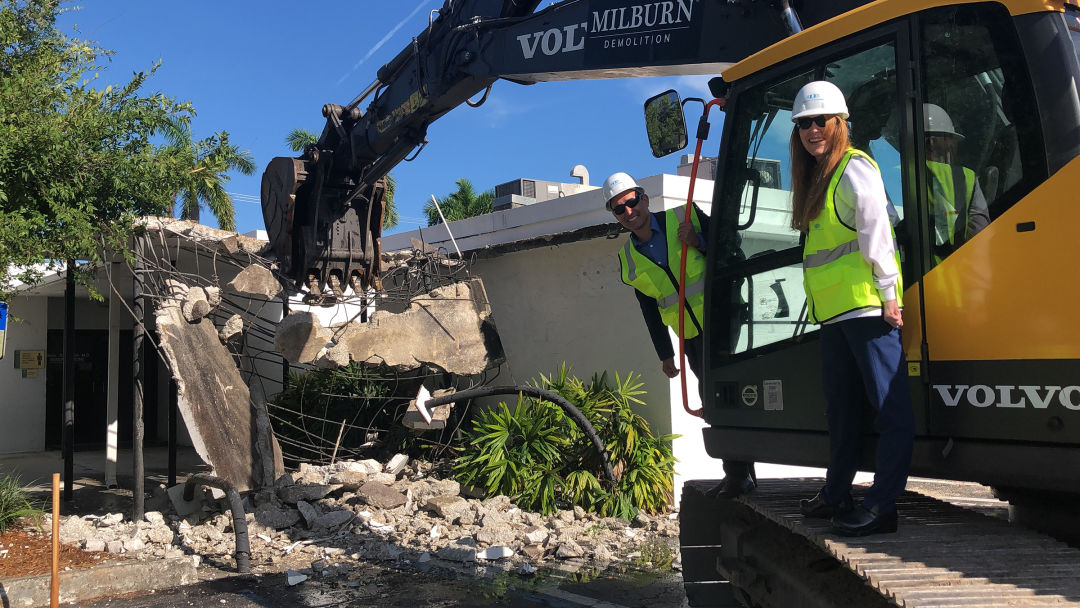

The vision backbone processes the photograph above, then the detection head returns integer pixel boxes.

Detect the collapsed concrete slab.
[278,277,503,375]
[155,279,284,492]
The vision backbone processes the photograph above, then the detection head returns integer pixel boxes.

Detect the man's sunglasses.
[610,193,643,215]
[796,115,830,130]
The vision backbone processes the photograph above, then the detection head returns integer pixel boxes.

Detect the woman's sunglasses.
[610,193,643,215]
[796,115,830,130]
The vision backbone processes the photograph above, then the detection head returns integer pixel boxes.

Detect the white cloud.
[336,1,432,87]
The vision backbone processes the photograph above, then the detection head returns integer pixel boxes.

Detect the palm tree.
[424,178,495,226]
[284,127,399,230]
[285,127,318,152]
[166,119,255,231]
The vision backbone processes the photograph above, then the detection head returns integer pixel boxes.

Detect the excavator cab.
[685,1,1080,504]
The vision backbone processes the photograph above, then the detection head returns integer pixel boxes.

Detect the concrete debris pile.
[274,277,504,375]
[54,455,679,579]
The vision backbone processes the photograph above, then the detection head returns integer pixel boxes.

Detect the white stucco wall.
[0,296,49,453]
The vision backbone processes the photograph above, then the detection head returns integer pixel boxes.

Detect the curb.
[0,556,197,608]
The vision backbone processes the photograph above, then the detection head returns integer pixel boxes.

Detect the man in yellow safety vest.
[605,172,755,498]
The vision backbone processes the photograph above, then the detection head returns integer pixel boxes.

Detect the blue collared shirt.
[630,213,706,268]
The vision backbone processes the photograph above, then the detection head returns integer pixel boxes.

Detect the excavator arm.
[260,0,871,301]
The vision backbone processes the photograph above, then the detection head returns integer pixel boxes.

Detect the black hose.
[183,474,252,573]
[424,385,618,490]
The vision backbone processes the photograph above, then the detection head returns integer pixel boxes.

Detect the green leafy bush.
[0,474,42,533]
[453,365,678,519]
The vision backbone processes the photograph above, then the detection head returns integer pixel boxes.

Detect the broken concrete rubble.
[226,264,283,300]
[155,279,284,492]
[275,277,503,375]
[48,453,681,594]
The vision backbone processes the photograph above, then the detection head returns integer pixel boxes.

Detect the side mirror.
[643,89,688,158]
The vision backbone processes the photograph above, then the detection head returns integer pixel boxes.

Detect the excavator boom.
[260,0,871,300]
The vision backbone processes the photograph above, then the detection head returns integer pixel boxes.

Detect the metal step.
[735,479,1080,607]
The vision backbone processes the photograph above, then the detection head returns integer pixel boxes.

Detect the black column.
[62,261,75,501]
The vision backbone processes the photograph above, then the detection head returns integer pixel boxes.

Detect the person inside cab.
[923,103,989,264]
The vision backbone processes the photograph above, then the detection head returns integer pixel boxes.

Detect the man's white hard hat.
[923,103,964,140]
[602,172,644,209]
[791,81,849,121]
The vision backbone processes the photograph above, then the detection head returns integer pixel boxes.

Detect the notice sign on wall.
[15,349,44,369]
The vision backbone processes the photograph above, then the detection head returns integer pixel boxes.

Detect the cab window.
[918,4,1044,266]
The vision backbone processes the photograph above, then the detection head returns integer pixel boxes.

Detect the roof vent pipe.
[570,164,589,186]
[780,0,803,35]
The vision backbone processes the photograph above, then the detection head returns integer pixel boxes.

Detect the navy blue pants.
[819,317,914,513]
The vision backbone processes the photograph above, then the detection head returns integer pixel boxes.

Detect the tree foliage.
[423,177,494,226]
[166,118,255,231]
[0,0,195,296]
[283,127,398,230]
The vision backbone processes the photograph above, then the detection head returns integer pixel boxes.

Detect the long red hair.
[789,116,851,232]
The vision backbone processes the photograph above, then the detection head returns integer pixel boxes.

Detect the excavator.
[262,1,1080,605]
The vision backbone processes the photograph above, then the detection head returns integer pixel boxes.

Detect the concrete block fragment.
[522,526,549,545]
[82,539,105,552]
[255,503,301,530]
[144,511,165,525]
[274,312,332,363]
[219,314,244,342]
[384,454,409,477]
[286,570,308,586]
[227,265,283,300]
[106,540,124,554]
[314,510,354,530]
[167,484,203,518]
[204,286,222,307]
[356,482,408,510]
[424,495,470,521]
[327,470,367,490]
[296,500,319,528]
[476,546,514,560]
[181,287,211,322]
[277,484,336,504]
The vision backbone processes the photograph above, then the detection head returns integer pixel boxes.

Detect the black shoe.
[705,475,755,499]
[799,492,854,519]
[831,505,898,537]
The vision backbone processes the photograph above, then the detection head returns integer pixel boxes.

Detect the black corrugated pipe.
[422,385,618,490]
[183,474,251,573]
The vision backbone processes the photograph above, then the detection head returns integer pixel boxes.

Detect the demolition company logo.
[933,384,1080,410]
[517,0,696,59]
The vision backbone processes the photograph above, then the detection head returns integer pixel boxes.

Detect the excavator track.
[680,479,1080,608]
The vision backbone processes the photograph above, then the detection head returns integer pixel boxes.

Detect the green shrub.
[0,474,42,533]
[453,364,678,519]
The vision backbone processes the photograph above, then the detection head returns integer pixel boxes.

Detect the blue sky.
[58,1,713,235]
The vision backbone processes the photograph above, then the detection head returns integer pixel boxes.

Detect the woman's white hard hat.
[602,172,644,208]
[791,81,849,121]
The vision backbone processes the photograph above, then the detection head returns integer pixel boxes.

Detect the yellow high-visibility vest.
[619,206,706,339]
[802,149,903,324]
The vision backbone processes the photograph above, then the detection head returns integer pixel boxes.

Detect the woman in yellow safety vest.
[788,81,914,537]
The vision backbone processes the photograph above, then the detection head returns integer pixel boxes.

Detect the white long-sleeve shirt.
[826,155,901,324]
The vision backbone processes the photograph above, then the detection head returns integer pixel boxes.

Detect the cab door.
[701,22,924,465]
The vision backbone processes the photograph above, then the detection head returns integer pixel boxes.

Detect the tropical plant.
[423,177,494,226]
[0,0,195,298]
[453,365,678,519]
[0,474,42,533]
[285,127,398,230]
[285,127,318,152]
[166,119,255,231]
